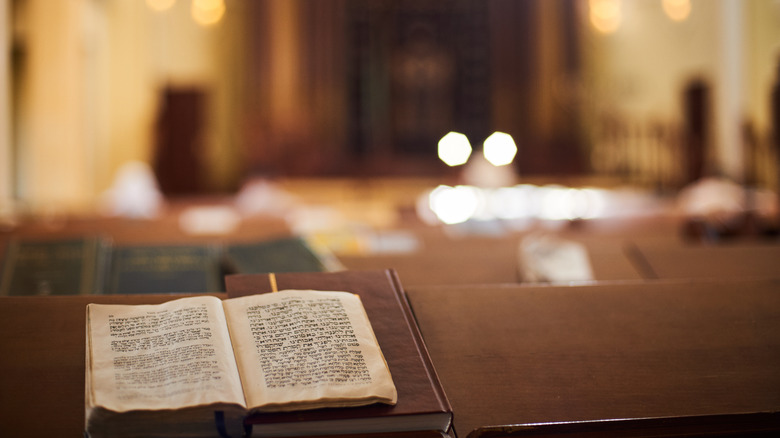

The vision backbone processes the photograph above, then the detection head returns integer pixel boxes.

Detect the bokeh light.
[192,0,226,27]
[483,132,517,166]
[438,132,472,167]
[589,0,622,34]
[662,0,691,22]
[424,184,610,225]
[428,185,481,225]
[487,185,536,220]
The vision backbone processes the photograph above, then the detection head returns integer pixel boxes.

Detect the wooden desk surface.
[626,241,780,280]
[339,224,647,286]
[2,278,780,437]
[1,191,678,289]
[405,278,780,437]
[0,293,224,437]
[0,215,647,291]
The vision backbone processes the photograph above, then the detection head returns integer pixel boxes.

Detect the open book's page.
[223,290,398,412]
[87,296,246,412]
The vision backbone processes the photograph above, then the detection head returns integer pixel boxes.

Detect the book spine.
[385,270,453,415]
[0,239,19,295]
[80,238,99,295]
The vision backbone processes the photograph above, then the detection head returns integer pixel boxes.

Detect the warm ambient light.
[438,132,472,167]
[589,0,622,34]
[422,184,609,225]
[146,0,176,12]
[192,0,225,26]
[483,132,517,166]
[662,0,691,22]
[428,185,481,225]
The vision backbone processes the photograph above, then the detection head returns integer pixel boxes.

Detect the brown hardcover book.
[225,269,453,437]
[85,291,400,438]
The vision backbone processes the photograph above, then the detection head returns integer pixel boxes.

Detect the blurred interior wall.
[104,0,246,195]
[744,0,780,191]
[490,0,584,175]
[4,0,780,213]
[14,0,96,212]
[583,0,779,190]
[1,0,10,209]
[102,0,157,193]
[582,0,724,188]
[9,0,246,213]
[715,0,744,182]
[241,0,349,177]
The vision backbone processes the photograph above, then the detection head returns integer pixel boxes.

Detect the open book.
[85,290,397,438]
[228,270,453,438]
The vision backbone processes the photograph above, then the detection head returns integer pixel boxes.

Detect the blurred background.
[0,0,779,216]
[4,4,780,434]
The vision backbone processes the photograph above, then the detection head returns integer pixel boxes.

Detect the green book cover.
[0,236,111,296]
[107,244,223,294]
[225,237,340,275]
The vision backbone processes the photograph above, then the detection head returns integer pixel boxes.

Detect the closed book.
[0,236,111,295]
[225,269,453,437]
[107,244,224,294]
[224,237,343,275]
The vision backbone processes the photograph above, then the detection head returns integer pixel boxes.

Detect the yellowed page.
[87,296,246,412]
[223,290,397,412]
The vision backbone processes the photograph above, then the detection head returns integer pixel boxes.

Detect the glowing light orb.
[663,0,691,22]
[483,132,517,166]
[438,132,472,167]
[192,0,225,26]
[428,185,480,225]
[589,0,621,34]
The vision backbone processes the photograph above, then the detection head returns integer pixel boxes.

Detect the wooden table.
[3,277,779,437]
[2,193,672,290]
[0,292,447,438]
[405,278,780,437]
[2,191,779,436]
[625,240,780,280]
[0,294,224,437]
[339,226,646,286]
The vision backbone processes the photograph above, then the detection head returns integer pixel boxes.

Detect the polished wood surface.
[3,278,778,437]
[0,294,225,437]
[1,203,651,290]
[0,295,452,438]
[2,183,779,437]
[626,241,780,280]
[341,237,644,286]
[406,278,780,437]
